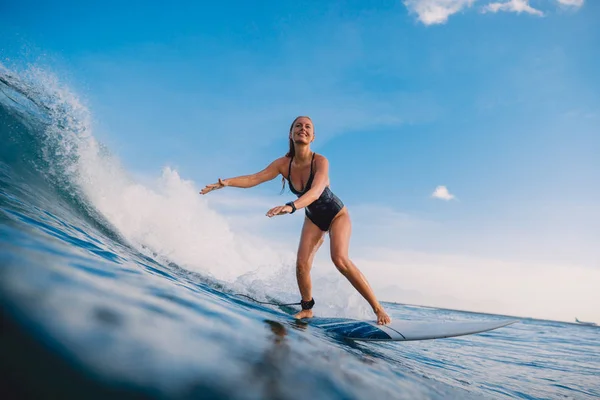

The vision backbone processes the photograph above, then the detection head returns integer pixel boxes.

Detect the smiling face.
[290,116,314,144]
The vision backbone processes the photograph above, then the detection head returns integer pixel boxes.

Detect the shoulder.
[269,156,290,165]
[313,153,329,169]
[270,156,291,173]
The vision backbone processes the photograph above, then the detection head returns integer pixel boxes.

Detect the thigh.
[297,216,326,265]
[329,208,351,259]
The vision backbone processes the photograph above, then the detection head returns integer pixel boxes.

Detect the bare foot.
[375,308,391,325]
[294,310,313,319]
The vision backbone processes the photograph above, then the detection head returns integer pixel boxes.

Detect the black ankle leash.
[300,298,315,310]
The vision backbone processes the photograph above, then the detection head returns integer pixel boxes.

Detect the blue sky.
[1,0,598,321]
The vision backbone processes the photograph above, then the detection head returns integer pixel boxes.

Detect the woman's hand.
[200,178,227,195]
[266,204,293,218]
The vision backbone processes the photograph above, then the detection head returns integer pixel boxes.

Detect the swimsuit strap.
[306,152,316,188]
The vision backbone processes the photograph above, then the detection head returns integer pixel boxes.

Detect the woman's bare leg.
[329,209,391,325]
[294,216,325,319]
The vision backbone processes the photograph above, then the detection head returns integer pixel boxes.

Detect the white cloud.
[403,0,477,25]
[556,0,584,7]
[431,185,455,200]
[483,0,544,16]
[404,0,584,24]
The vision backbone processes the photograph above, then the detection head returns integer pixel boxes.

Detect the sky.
[1,0,599,322]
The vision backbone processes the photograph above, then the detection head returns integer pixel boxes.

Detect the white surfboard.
[306,318,518,341]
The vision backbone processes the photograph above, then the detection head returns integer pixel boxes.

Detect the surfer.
[200,116,391,325]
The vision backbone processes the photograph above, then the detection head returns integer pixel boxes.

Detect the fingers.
[266,205,291,217]
[199,185,215,195]
[266,206,282,217]
[199,181,224,195]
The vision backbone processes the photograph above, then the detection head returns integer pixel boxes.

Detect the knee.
[331,254,350,275]
[296,258,312,275]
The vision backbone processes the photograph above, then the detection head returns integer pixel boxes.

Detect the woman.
[200,116,391,325]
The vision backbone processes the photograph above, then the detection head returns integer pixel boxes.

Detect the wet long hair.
[281,116,312,193]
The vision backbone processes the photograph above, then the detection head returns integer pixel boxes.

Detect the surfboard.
[304,318,518,341]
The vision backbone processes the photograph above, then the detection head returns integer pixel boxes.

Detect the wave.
[0,64,122,242]
[0,63,262,277]
[0,62,371,318]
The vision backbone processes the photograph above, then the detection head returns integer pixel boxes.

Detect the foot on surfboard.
[375,308,392,325]
[294,310,314,319]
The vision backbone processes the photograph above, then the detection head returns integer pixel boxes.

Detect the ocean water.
[1,64,599,400]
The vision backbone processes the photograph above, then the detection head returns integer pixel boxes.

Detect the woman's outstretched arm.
[200,157,284,195]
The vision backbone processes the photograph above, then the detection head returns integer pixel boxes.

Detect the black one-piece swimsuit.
[287,153,344,231]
